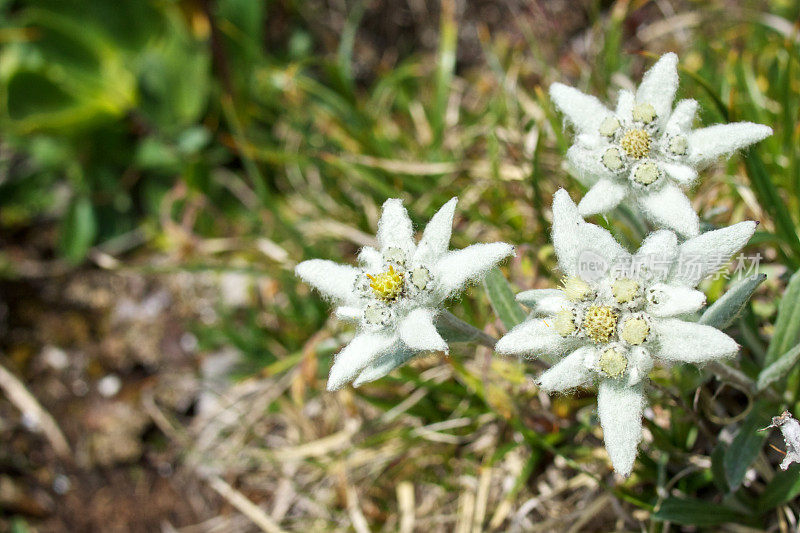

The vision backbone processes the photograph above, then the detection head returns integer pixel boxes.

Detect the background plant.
[1,0,800,530]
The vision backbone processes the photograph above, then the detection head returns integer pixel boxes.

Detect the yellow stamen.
[620,128,651,159]
[367,265,405,302]
[583,305,618,344]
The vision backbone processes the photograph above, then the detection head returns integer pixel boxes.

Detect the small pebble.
[53,474,71,495]
[42,346,69,371]
[180,332,199,352]
[97,375,122,398]
[72,379,89,397]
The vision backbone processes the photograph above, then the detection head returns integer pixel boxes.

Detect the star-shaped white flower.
[550,52,772,238]
[296,198,514,390]
[496,189,757,476]
[763,411,800,471]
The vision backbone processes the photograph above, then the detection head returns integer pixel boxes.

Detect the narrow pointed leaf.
[757,343,800,391]
[435,311,495,346]
[653,498,749,527]
[482,268,526,329]
[723,401,771,491]
[60,195,97,264]
[699,274,766,329]
[757,464,800,511]
[744,153,800,267]
[765,269,800,366]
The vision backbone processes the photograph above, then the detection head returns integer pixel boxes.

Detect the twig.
[707,361,780,402]
[397,481,415,533]
[344,481,371,533]
[143,384,288,533]
[206,476,288,533]
[0,358,71,459]
[649,381,715,443]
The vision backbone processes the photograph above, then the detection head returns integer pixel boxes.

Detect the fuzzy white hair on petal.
[598,380,646,477]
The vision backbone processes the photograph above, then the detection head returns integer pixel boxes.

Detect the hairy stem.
[437,310,498,349]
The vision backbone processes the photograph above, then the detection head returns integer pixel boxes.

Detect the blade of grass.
[743,152,800,268]
[431,0,457,150]
[482,267,526,330]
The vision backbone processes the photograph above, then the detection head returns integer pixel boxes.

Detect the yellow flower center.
[620,128,651,159]
[620,316,650,345]
[561,275,592,301]
[583,305,618,343]
[612,278,640,304]
[599,347,628,378]
[554,308,577,336]
[367,265,404,301]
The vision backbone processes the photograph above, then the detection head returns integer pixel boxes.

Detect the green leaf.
[711,442,730,493]
[699,274,766,330]
[11,517,32,533]
[436,311,493,345]
[431,0,457,148]
[6,70,76,120]
[723,401,771,491]
[59,195,97,263]
[137,19,211,133]
[744,152,800,267]
[653,497,750,526]
[482,268,526,330]
[758,463,800,511]
[757,343,800,391]
[333,0,363,97]
[765,270,800,366]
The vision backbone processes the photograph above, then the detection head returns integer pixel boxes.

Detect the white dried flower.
[296,198,514,390]
[763,411,800,471]
[550,52,772,238]
[496,189,756,476]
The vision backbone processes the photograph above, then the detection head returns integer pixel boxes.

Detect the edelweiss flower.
[763,411,800,471]
[296,198,514,390]
[496,189,756,476]
[550,53,772,238]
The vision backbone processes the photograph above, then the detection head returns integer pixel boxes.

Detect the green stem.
[437,310,498,349]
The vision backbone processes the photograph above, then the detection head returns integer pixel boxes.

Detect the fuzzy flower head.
[496,190,757,476]
[763,411,800,471]
[296,198,514,390]
[550,52,772,238]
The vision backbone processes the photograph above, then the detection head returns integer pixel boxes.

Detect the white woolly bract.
[494,319,575,359]
[537,346,593,392]
[500,189,758,476]
[398,307,448,353]
[328,332,398,390]
[764,411,800,471]
[598,381,646,477]
[550,52,771,237]
[433,242,516,297]
[295,260,359,303]
[653,319,738,364]
[296,197,514,389]
[551,189,628,276]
